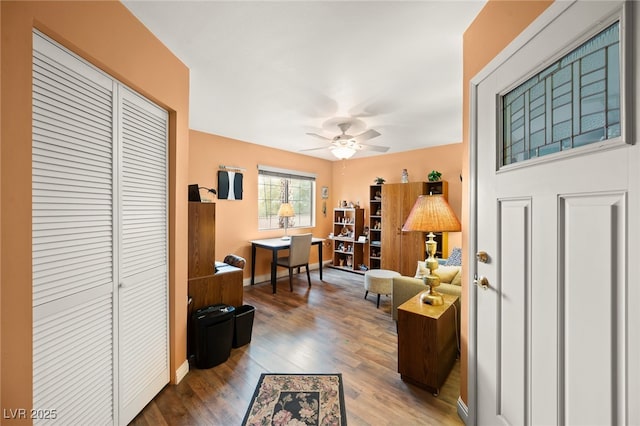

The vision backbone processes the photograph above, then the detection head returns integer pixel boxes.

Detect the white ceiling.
[123,0,486,161]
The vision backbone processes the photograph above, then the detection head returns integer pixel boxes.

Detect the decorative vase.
[401,169,409,183]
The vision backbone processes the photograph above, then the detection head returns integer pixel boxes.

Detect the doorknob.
[474,275,489,290]
[476,251,489,263]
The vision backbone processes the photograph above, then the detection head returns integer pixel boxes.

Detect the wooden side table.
[397,292,458,395]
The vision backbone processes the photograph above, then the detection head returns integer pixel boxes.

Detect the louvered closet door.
[33,31,169,425]
[117,87,169,425]
[32,32,115,425]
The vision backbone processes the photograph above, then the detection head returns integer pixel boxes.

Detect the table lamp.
[402,194,461,305]
[277,203,295,240]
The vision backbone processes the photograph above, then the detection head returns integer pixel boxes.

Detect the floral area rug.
[242,373,347,426]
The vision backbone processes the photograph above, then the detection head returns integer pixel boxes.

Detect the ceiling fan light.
[331,145,357,160]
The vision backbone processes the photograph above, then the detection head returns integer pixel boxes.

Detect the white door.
[117,87,169,425]
[32,32,116,425]
[32,31,169,425]
[472,1,638,425]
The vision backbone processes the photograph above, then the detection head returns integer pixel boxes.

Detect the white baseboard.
[175,359,189,384]
[457,397,469,424]
[242,261,328,286]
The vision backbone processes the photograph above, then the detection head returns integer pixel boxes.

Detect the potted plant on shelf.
[374,177,386,184]
[428,170,442,182]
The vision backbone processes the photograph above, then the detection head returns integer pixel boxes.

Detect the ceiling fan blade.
[305,132,332,141]
[359,143,390,153]
[299,145,331,152]
[352,129,381,143]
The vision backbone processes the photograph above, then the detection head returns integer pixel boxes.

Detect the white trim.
[175,360,190,384]
[496,140,628,174]
[467,81,479,426]
[470,1,576,87]
[457,397,469,424]
[496,11,622,96]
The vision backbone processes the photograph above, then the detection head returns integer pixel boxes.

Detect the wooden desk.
[397,292,458,395]
[188,263,243,317]
[250,237,324,293]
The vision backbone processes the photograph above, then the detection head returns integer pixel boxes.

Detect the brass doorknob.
[474,276,489,290]
[476,251,489,263]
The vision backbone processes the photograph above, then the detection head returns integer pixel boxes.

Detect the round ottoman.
[364,269,401,308]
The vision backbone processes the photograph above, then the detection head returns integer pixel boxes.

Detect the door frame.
[466,2,577,424]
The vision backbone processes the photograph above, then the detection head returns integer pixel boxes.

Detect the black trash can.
[191,304,235,368]
[233,305,255,348]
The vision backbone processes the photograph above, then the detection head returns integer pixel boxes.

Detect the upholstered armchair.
[391,248,462,321]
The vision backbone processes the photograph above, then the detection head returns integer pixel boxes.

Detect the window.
[258,166,315,230]
[501,21,621,167]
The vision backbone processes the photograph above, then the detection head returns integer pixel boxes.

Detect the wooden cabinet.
[368,185,383,270]
[380,181,449,276]
[188,202,216,278]
[187,202,243,314]
[381,182,428,276]
[397,293,458,394]
[332,208,365,272]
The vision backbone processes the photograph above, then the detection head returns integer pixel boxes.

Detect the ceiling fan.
[302,122,389,159]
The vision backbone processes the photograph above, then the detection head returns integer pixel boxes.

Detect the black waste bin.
[191,304,235,368]
[233,305,255,348]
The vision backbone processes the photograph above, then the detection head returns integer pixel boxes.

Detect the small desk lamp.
[402,194,461,305]
[277,203,295,240]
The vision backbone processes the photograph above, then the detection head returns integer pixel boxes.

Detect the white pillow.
[435,265,460,283]
[451,270,462,286]
[415,261,428,278]
[415,261,460,284]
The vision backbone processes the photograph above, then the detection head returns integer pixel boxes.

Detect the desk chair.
[275,233,312,291]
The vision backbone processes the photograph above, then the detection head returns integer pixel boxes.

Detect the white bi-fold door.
[32,31,168,425]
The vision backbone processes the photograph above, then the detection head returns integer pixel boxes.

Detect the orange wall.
[189,130,335,277]
[0,0,3,413]
[460,0,553,405]
[0,0,190,416]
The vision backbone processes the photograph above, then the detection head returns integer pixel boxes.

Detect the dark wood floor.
[130,268,463,425]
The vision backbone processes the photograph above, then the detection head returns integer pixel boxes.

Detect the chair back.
[288,233,312,267]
